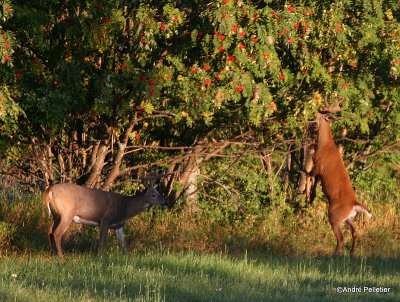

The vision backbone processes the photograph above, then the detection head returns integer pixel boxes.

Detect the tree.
[1,0,399,212]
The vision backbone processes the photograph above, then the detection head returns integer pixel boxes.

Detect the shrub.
[0,221,16,251]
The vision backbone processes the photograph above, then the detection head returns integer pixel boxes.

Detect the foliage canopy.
[0,0,399,210]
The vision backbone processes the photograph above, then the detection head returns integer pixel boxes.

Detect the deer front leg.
[98,219,111,253]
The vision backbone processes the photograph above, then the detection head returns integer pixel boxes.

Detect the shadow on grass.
[4,250,397,302]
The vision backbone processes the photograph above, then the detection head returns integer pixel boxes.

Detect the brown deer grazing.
[44,177,167,259]
[310,98,372,255]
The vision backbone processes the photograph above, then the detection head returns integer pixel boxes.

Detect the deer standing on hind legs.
[43,175,167,260]
[309,96,372,255]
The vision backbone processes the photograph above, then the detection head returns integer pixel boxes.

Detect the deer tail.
[43,188,53,216]
[355,203,372,218]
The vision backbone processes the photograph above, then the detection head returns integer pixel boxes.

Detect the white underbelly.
[73,216,99,226]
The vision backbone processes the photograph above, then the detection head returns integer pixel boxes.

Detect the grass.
[0,250,399,302]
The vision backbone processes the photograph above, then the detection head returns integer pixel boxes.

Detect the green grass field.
[0,250,399,302]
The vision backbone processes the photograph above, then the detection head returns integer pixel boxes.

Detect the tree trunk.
[283,144,292,189]
[260,147,274,196]
[182,155,199,211]
[297,123,317,206]
[84,124,111,188]
[57,152,66,183]
[66,139,74,183]
[102,118,136,191]
[176,139,205,212]
[47,144,54,184]
[164,160,177,197]
[39,146,50,188]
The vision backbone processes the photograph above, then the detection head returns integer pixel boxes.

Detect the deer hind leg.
[346,220,358,256]
[331,223,345,255]
[48,217,60,255]
[52,215,73,259]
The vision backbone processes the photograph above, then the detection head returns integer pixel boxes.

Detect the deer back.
[46,183,127,220]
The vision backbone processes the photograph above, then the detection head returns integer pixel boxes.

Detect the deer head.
[316,94,344,123]
[141,172,169,206]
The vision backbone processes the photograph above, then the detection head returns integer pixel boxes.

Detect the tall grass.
[0,251,399,301]
[0,186,399,257]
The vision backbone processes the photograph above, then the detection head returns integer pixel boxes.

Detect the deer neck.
[126,193,150,217]
[317,118,335,147]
